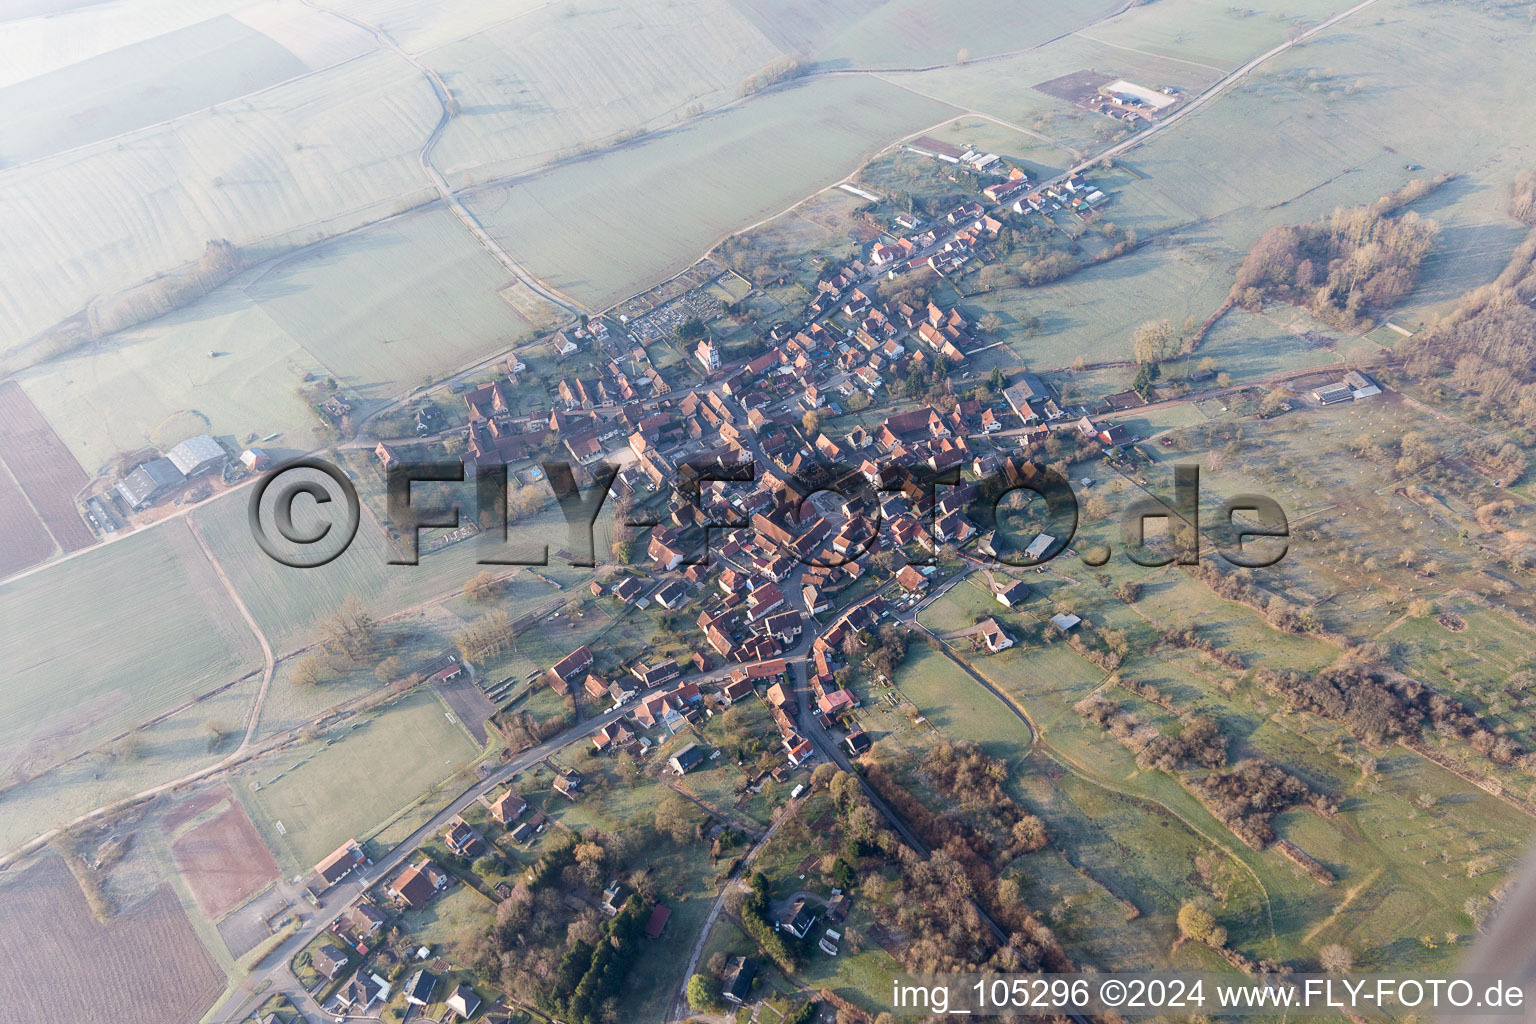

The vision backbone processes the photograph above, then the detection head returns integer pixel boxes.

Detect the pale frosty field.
[190,475,590,653]
[806,0,1124,67]
[16,276,324,472]
[244,204,548,395]
[0,14,309,165]
[0,518,261,770]
[466,74,960,311]
[428,0,784,185]
[0,50,440,343]
[0,0,246,88]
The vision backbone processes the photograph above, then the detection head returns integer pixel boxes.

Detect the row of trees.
[292,593,391,689]
[1402,185,1536,429]
[1075,691,1229,772]
[1188,758,1333,849]
[1262,659,1526,766]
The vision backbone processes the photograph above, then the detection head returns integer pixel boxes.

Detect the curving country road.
[299,0,587,318]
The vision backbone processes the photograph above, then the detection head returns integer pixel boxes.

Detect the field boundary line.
[188,517,276,754]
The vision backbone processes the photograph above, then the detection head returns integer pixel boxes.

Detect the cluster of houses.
[303,838,482,1019]
[868,198,1006,278]
[1008,175,1107,219]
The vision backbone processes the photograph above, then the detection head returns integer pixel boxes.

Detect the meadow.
[801,0,1125,69]
[0,675,262,858]
[0,518,261,779]
[243,688,480,870]
[916,395,1536,969]
[465,75,959,311]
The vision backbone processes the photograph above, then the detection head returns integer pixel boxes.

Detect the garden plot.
[465,75,959,311]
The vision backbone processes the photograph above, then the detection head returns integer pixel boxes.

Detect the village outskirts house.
[314,839,367,889]
[388,857,449,909]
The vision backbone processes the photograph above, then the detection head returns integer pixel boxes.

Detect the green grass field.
[244,689,479,870]
[893,640,1037,768]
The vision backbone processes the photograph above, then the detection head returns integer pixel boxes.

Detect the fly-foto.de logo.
[248,456,1290,571]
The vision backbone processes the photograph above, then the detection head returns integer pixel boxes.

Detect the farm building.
[115,457,186,510]
[240,447,272,471]
[1024,534,1056,560]
[166,434,226,476]
[1050,612,1082,632]
[1345,370,1382,399]
[905,136,965,162]
[644,903,672,938]
[546,645,594,694]
[1313,382,1353,405]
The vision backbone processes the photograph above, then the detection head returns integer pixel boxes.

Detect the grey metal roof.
[166,434,225,475]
